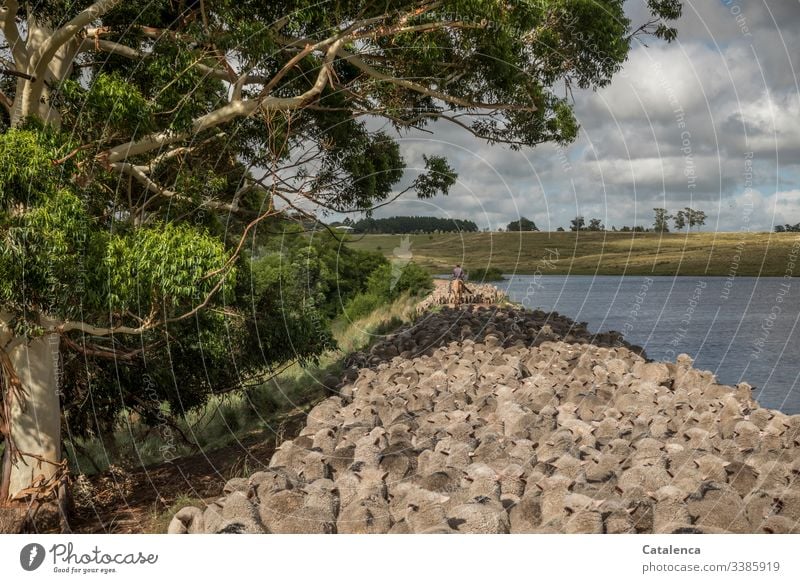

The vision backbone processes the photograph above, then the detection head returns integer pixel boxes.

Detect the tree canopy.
[353,216,478,234]
[507,217,538,231]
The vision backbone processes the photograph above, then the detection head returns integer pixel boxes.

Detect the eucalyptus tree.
[653,207,671,232]
[0,0,681,510]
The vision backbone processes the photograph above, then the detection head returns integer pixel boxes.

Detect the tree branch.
[0,67,33,80]
[110,161,247,214]
[78,37,145,59]
[340,49,536,112]
[0,1,27,69]
[36,0,124,69]
[101,39,343,165]
[0,89,11,114]
[60,335,144,361]
[57,321,154,336]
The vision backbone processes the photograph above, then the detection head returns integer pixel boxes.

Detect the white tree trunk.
[1,316,61,501]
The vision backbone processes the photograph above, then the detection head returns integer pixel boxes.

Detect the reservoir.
[497,275,800,414]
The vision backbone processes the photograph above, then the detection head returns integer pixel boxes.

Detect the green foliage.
[587,218,604,231]
[507,217,538,232]
[369,262,433,299]
[343,292,385,321]
[343,261,432,321]
[104,223,232,312]
[353,216,479,234]
[469,266,505,281]
[414,155,457,199]
[653,208,672,232]
[59,73,154,140]
[0,127,67,207]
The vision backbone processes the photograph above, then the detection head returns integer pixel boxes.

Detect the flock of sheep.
[415,281,506,313]
[170,305,800,534]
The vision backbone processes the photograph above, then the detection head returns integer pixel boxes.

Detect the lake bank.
[345,231,800,277]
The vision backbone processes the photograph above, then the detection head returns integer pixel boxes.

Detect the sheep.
[583,452,618,484]
[168,506,204,534]
[299,451,331,482]
[601,499,635,534]
[508,490,542,533]
[379,443,417,482]
[694,454,729,483]
[171,305,800,534]
[258,489,306,533]
[537,474,573,524]
[268,440,307,469]
[303,479,340,520]
[403,487,451,533]
[218,491,265,534]
[733,420,761,453]
[563,493,603,534]
[448,496,510,534]
[353,427,388,468]
[757,515,800,534]
[686,482,751,533]
[498,463,526,500]
[328,444,356,476]
[651,486,691,533]
[725,461,760,498]
[337,496,393,534]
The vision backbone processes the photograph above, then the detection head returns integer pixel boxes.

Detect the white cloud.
[355,0,800,232]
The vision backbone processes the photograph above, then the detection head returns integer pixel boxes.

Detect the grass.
[65,293,421,476]
[344,231,800,277]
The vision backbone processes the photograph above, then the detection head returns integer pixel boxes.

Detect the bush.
[343,262,432,321]
[343,291,384,321]
[468,266,505,281]
[365,262,433,299]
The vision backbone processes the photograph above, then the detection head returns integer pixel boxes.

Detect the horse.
[450,278,465,306]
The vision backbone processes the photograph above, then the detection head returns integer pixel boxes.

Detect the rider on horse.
[450,264,470,305]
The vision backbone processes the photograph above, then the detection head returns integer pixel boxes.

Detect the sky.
[350,0,800,232]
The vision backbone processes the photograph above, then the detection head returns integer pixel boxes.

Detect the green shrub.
[468,266,505,281]
[343,291,384,321]
[366,262,433,300]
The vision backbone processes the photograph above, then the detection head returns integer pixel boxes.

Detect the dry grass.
[345,231,800,276]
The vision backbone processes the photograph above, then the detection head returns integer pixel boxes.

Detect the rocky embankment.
[170,304,800,534]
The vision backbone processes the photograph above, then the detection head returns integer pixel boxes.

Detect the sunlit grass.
[345,231,800,277]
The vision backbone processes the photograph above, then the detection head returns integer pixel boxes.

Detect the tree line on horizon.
[774,223,800,232]
[344,216,480,234]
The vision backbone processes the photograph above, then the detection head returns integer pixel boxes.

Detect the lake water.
[495,275,800,414]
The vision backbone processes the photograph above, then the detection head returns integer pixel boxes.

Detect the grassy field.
[345,231,800,277]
